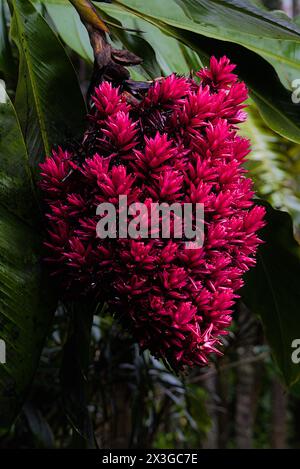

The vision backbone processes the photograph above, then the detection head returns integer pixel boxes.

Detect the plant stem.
[68,0,142,87]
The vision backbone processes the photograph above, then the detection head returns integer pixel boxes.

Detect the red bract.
[40,56,265,371]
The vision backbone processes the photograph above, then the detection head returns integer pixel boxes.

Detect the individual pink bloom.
[39,147,73,199]
[143,74,191,107]
[92,82,129,120]
[197,55,237,90]
[101,111,138,154]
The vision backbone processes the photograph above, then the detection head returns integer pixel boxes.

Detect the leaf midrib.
[0,89,39,226]
[13,0,51,155]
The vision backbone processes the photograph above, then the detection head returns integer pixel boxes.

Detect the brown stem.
[69,0,109,32]
[69,0,142,86]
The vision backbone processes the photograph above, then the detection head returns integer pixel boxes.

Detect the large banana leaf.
[11,0,86,167]
[0,0,86,432]
[0,85,55,432]
[0,0,15,80]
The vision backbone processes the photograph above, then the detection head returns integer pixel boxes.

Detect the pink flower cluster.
[40,56,265,370]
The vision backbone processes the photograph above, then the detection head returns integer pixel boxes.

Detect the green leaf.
[0,0,87,432]
[0,85,56,433]
[242,202,300,387]
[10,0,86,167]
[0,0,15,80]
[99,7,162,80]
[241,104,300,229]
[45,2,94,63]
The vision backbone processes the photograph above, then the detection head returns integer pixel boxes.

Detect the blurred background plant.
[0,0,300,449]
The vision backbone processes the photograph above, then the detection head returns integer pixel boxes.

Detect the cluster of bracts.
[40,56,265,370]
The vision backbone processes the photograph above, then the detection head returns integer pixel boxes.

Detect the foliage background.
[0,0,300,448]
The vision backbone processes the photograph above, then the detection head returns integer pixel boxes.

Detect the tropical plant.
[0,0,300,449]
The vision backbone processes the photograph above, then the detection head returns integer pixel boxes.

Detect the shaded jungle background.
[0,0,300,449]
